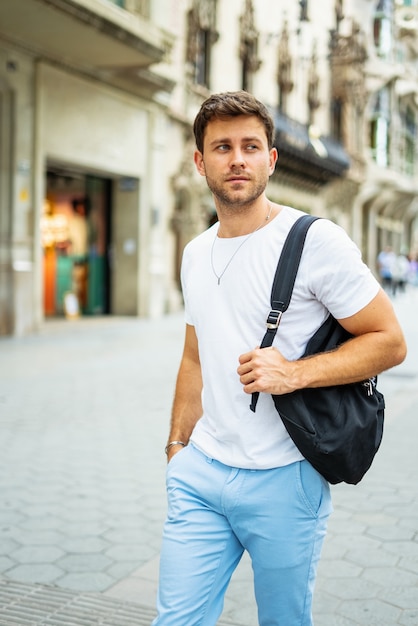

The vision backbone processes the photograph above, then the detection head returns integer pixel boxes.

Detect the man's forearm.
[293,329,405,389]
[166,356,203,460]
[168,387,202,444]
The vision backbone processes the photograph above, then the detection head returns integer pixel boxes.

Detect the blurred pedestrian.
[407,253,418,286]
[392,252,409,296]
[377,245,396,292]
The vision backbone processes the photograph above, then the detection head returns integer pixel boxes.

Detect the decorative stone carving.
[277,20,294,111]
[330,19,367,107]
[239,0,261,73]
[308,42,320,122]
[170,134,209,242]
[335,0,344,30]
[329,18,368,160]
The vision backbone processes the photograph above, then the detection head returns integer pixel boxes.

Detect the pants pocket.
[296,460,331,518]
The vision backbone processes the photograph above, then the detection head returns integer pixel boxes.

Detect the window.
[105,0,150,17]
[402,106,416,175]
[374,0,393,58]
[186,1,218,90]
[299,0,309,21]
[195,28,211,87]
[241,39,255,92]
[331,98,343,142]
[369,87,391,167]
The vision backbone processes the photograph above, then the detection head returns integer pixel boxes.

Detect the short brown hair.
[193,91,275,153]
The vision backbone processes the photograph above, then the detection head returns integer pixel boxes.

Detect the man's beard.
[205,175,268,212]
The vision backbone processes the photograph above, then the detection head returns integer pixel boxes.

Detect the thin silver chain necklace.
[211,204,272,285]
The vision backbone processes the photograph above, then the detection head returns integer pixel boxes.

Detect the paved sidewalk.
[0,289,417,625]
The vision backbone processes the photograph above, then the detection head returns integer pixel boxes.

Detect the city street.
[0,288,417,625]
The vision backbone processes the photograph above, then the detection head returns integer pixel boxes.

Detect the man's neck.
[216,201,279,238]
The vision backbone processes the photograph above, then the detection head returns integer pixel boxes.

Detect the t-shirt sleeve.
[303,219,380,319]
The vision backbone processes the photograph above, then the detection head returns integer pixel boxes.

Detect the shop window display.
[42,173,110,316]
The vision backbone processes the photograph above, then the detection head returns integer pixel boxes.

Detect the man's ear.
[194,150,206,176]
[269,147,278,175]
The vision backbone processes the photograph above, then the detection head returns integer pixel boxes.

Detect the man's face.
[194,115,278,210]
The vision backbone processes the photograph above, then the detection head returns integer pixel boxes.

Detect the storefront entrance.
[42,169,112,317]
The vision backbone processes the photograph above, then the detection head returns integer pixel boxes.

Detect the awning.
[273,111,350,187]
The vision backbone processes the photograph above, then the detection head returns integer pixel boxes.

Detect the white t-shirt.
[181,206,380,470]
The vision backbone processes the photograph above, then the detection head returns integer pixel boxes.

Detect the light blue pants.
[153,444,332,626]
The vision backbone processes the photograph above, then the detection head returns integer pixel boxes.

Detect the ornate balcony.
[273,111,350,188]
[0,0,174,79]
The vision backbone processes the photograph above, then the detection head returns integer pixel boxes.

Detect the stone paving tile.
[106,557,160,607]
[11,547,65,564]
[0,557,15,574]
[56,571,115,593]
[337,598,402,625]
[56,554,113,573]
[362,565,417,588]
[399,556,418,575]
[322,576,380,601]
[387,586,418,610]
[315,617,357,625]
[5,564,64,585]
[344,547,399,569]
[366,524,415,542]
[399,610,418,626]
[320,558,362,578]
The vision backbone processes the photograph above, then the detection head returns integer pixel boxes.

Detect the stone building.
[167,0,418,282]
[0,0,417,336]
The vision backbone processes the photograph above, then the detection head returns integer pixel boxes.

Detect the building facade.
[0,0,178,335]
[1,0,417,336]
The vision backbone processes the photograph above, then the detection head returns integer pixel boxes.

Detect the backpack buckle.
[266,310,283,329]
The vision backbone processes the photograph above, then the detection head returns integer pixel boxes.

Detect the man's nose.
[229,149,245,167]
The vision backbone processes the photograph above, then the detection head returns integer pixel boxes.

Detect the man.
[153,91,406,626]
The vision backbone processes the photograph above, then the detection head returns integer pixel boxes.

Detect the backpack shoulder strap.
[250,214,320,412]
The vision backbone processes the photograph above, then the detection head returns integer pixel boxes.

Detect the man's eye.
[246,144,258,151]
[217,145,230,151]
